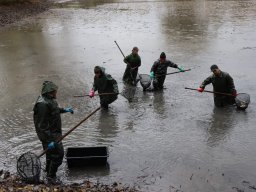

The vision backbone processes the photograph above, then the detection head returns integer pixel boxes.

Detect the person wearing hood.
[123,46,141,85]
[150,52,184,90]
[33,81,74,183]
[89,66,119,109]
[197,65,237,107]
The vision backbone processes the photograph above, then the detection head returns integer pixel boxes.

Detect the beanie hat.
[160,52,166,58]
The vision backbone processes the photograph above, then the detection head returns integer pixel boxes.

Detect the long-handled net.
[185,87,250,110]
[120,86,137,102]
[17,152,41,183]
[134,73,140,86]
[138,69,191,91]
[74,88,137,102]
[138,74,151,90]
[235,93,250,110]
[17,107,101,183]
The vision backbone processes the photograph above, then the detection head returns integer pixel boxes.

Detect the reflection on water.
[0,0,256,191]
[206,107,235,147]
[96,110,118,144]
[152,90,166,117]
[67,163,110,180]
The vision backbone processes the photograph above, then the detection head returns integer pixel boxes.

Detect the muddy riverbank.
[1,0,256,191]
[0,170,138,192]
[0,1,51,27]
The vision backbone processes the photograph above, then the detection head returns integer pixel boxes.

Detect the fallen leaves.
[0,170,139,192]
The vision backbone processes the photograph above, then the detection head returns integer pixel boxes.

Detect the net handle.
[185,87,234,97]
[73,92,119,97]
[156,69,191,77]
[73,91,130,101]
[114,41,138,72]
[38,107,101,158]
[114,40,126,58]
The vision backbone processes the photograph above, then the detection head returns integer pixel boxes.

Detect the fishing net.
[235,93,250,110]
[134,74,140,85]
[139,74,151,90]
[17,152,41,183]
[128,73,140,86]
[120,86,137,102]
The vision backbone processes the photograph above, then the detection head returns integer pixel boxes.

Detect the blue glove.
[48,142,56,150]
[178,66,185,72]
[149,71,155,79]
[64,107,74,114]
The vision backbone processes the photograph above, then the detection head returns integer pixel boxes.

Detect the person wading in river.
[197,64,237,107]
[89,66,119,109]
[150,52,184,90]
[33,81,74,184]
[122,46,141,85]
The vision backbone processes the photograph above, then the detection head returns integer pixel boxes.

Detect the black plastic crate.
[66,146,108,168]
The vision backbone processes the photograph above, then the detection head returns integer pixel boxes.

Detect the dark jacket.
[33,94,65,143]
[123,53,141,68]
[93,67,118,105]
[200,71,236,95]
[151,59,178,75]
[93,67,118,94]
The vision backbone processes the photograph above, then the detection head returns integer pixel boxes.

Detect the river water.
[0,0,256,191]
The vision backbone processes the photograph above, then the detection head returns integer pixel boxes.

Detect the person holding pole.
[197,64,237,107]
[33,81,73,184]
[89,66,119,109]
[122,46,141,85]
[150,52,184,90]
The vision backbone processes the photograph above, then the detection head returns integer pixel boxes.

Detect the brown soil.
[0,170,139,192]
[0,0,51,27]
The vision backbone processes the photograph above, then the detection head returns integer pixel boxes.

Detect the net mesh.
[17,152,41,183]
[134,74,140,85]
[235,93,250,110]
[120,86,137,102]
[139,74,151,90]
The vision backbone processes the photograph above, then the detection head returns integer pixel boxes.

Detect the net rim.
[17,152,41,182]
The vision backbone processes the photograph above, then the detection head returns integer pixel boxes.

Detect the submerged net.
[17,152,41,183]
[134,74,140,85]
[129,73,140,86]
[139,74,151,90]
[235,93,250,110]
[120,86,137,102]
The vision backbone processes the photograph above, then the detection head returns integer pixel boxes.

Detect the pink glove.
[232,90,237,97]
[197,87,204,92]
[89,90,95,98]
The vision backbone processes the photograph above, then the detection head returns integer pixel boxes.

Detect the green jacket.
[33,94,65,143]
[200,71,236,95]
[93,67,118,94]
[124,53,141,68]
